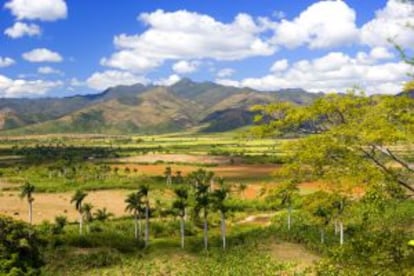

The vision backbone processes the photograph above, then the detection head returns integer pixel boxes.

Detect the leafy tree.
[125,192,143,240]
[267,181,299,230]
[303,191,336,244]
[20,182,35,225]
[53,215,67,235]
[253,93,414,196]
[172,187,189,249]
[0,215,44,275]
[138,185,150,247]
[70,190,88,235]
[211,178,229,250]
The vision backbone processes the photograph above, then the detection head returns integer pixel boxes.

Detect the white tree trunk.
[138,213,142,238]
[79,212,83,235]
[221,212,226,250]
[203,210,208,250]
[180,216,185,249]
[145,204,149,247]
[28,201,33,225]
[134,215,138,239]
[287,206,292,230]
[339,221,344,245]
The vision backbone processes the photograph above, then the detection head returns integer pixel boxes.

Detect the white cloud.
[69,78,84,87]
[272,1,359,49]
[369,47,394,60]
[270,59,288,72]
[172,60,199,74]
[0,57,15,68]
[154,74,181,86]
[0,74,62,97]
[218,51,411,95]
[216,68,235,78]
[4,0,68,21]
[4,22,41,38]
[22,48,63,63]
[86,70,148,90]
[360,0,414,49]
[102,10,275,72]
[37,66,62,75]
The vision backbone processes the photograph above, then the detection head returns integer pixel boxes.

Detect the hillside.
[0,79,321,134]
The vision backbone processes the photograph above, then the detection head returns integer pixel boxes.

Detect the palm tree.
[273,182,298,231]
[20,182,35,224]
[125,192,143,240]
[94,207,114,222]
[138,185,150,247]
[82,203,94,233]
[211,179,229,250]
[70,190,88,235]
[189,169,213,250]
[172,187,189,249]
[164,166,172,185]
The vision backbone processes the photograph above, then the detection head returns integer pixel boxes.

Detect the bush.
[0,215,44,275]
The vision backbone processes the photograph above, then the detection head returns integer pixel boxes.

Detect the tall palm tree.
[172,187,188,249]
[82,203,94,233]
[189,169,213,250]
[138,185,150,247]
[70,190,88,235]
[20,182,35,224]
[164,166,172,185]
[125,192,143,240]
[211,178,229,250]
[274,182,298,231]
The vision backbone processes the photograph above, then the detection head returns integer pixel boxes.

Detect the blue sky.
[0,0,413,97]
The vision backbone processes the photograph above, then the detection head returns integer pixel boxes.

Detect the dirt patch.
[238,213,274,226]
[269,241,320,267]
[113,163,280,179]
[0,190,135,224]
[113,154,242,165]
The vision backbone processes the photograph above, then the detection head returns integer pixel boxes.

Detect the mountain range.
[0,78,324,134]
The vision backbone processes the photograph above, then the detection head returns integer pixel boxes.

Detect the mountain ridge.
[0,79,322,135]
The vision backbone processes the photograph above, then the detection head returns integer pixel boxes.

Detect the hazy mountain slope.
[0,79,323,134]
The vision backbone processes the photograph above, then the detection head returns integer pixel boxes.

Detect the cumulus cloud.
[270,59,288,72]
[22,48,63,63]
[0,74,62,97]
[360,0,414,49]
[154,74,181,86]
[86,70,149,90]
[0,57,15,68]
[172,60,199,74]
[4,22,41,38]
[37,66,62,75]
[217,51,411,95]
[101,10,275,72]
[216,68,235,78]
[272,1,359,49]
[4,0,68,21]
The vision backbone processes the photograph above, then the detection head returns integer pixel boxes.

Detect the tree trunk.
[138,213,142,238]
[320,229,325,244]
[28,201,33,225]
[221,212,226,250]
[180,216,185,249]
[203,209,208,250]
[134,214,138,240]
[287,205,292,230]
[79,212,83,235]
[145,203,149,247]
[339,221,344,245]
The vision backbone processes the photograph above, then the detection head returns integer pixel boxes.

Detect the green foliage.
[0,216,44,275]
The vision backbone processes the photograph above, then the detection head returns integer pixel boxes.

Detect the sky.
[0,0,413,98]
